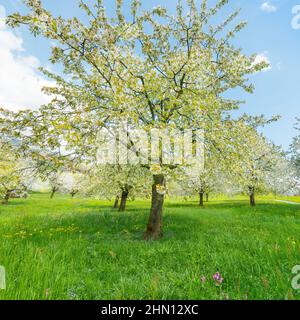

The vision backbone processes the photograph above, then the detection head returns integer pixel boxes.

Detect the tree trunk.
[249,187,256,207]
[70,190,78,198]
[250,193,256,207]
[50,187,57,199]
[144,174,165,240]
[199,192,204,206]
[2,190,11,204]
[119,191,128,212]
[113,195,120,209]
[206,193,209,202]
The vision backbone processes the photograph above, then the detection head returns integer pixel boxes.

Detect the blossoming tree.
[291,118,300,180]
[83,164,151,211]
[0,144,27,204]
[228,127,280,206]
[1,0,268,239]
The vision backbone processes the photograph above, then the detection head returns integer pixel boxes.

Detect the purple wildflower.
[213,272,221,280]
[212,272,224,286]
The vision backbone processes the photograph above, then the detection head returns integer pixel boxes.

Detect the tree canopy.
[0,0,275,239]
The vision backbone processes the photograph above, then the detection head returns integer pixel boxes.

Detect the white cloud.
[253,52,272,71]
[261,2,277,13]
[0,5,52,111]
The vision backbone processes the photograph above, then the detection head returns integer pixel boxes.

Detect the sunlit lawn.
[278,196,300,203]
[0,193,300,300]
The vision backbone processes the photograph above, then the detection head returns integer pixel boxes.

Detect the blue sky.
[0,0,299,150]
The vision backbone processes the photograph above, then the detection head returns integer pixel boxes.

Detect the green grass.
[278,196,300,203]
[259,194,300,203]
[0,194,300,300]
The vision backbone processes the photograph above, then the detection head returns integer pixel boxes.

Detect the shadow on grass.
[1,204,201,243]
[0,200,28,206]
[2,197,299,245]
[164,200,254,212]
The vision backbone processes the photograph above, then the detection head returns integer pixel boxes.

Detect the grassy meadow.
[0,193,300,300]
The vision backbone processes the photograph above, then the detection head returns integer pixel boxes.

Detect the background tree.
[0,144,27,204]
[229,127,279,206]
[84,164,151,211]
[59,172,86,198]
[48,172,63,199]
[291,118,300,182]
[180,150,219,206]
[266,153,300,196]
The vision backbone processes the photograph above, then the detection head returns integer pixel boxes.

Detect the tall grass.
[0,194,299,300]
